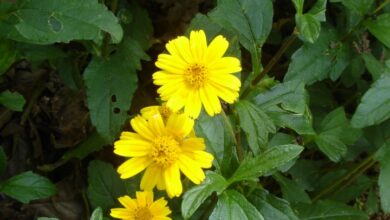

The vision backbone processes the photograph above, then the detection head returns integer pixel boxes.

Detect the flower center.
[159,105,172,119]
[134,207,153,220]
[151,136,180,167]
[184,63,207,89]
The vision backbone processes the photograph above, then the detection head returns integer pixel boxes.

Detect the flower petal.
[118,195,137,209]
[184,90,202,119]
[199,86,221,116]
[208,80,239,103]
[166,113,194,138]
[164,163,182,197]
[182,138,206,151]
[205,35,229,64]
[140,165,160,190]
[190,30,207,62]
[209,74,241,91]
[117,157,152,179]
[110,208,133,219]
[166,36,193,63]
[178,154,206,184]
[150,198,172,217]
[114,138,152,157]
[209,57,242,74]
[184,151,214,168]
[131,116,156,141]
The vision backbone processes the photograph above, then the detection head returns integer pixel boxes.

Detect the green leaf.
[351,75,390,128]
[209,0,273,52]
[361,53,390,81]
[248,189,300,220]
[296,14,321,43]
[87,160,127,212]
[315,134,347,162]
[0,39,16,75]
[292,0,304,14]
[329,43,353,81]
[229,144,304,183]
[293,200,369,220]
[367,13,390,48]
[375,143,390,212]
[0,171,56,203]
[0,146,6,175]
[266,106,315,135]
[181,171,228,219]
[90,207,103,220]
[210,190,264,220]
[0,90,26,112]
[195,113,235,175]
[253,80,307,114]
[308,0,327,21]
[84,3,152,141]
[4,0,123,44]
[284,26,340,84]
[274,174,311,204]
[236,100,276,153]
[342,0,374,15]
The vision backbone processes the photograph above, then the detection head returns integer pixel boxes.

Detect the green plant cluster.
[0,0,390,219]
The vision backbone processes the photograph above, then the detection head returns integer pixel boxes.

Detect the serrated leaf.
[274,174,311,204]
[181,171,228,219]
[87,160,126,212]
[361,53,390,81]
[0,90,26,112]
[236,100,276,153]
[4,0,122,44]
[329,43,353,81]
[374,143,390,212]
[90,207,103,220]
[351,75,390,128]
[342,0,374,15]
[284,26,340,84]
[293,200,369,220]
[252,80,307,114]
[195,113,235,175]
[229,144,304,183]
[315,134,347,162]
[84,3,151,141]
[0,171,56,203]
[367,13,390,48]
[248,189,300,220]
[0,39,16,75]
[296,14,321,43]
[210,190,264,220]
[209,0,273,52]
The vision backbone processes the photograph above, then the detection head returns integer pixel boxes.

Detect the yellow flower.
[110,191,171,220]
[141,104,173,121]
[153,30,242,119]
[114,111,214,197]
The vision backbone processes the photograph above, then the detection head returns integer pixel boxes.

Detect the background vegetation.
[0,0,390,219]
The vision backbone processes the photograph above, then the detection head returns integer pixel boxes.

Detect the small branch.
[221,110,244,162]
[199,193,218,220]
[241,31,297,99]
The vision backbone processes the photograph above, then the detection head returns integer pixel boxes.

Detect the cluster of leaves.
[0,0,390,219]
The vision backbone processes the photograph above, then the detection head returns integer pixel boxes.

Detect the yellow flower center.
[151,136,180,167]
[159,105,172,119]
[185,63,207,89]
[134,207,153,220]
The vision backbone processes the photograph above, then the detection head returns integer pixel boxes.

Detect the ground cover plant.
[0,0,390,219]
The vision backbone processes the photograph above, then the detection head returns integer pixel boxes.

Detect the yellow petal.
[117,157,151,179]
[117,195,137,209]
[166,113,194,138]
[131,116,155,141]
[209,74,241,91]
[140,165,160,190]
[110,208,132,219]
[190,30,207,62]
[178,155,206,184]
[114,139,152,157]
[148,113,166,136]
[155,55,185,74]
[182,138,206,151]
[150,198,172,216]
[164,163,182,197]
[184,90,202,119]
[136,191,154,207]
[209,57,242,74]
[153,71,184,85]
[166,92,186,112]
[208,80,239,103]
[205,35,229,64]
[184,151,214,168]
[166,36,193,64]
[199,86,222,116]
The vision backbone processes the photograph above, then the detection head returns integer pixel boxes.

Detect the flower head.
[141,103,174,121]
[153,30,242,119]
[114,111,214,197]
[110,191,171,220]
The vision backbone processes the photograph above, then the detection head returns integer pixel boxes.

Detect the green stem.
[221,110,244,162]
[312,155,375,201]
[199,193,218,220]
[373,0,390,14]
[101,0,119,57]
[241,31,297,99]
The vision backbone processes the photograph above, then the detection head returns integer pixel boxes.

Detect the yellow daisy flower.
[153,30,242,119]
[141,103,173,121]
[110,191,171,220]
[114,111,214,197]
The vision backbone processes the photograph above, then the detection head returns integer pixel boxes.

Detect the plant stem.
[101,0,119,58]
[312,155,376,201]
[221,110,244,162]
[373,0,390,14]
[241,31,297,99]
[199,193,218,220]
